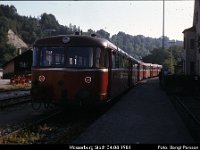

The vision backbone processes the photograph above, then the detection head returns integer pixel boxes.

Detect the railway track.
[168,94,200,142]
[45,109,105,144]
[0,105,106,144]
[0,110,62,144]
[0,94,31,109]
[0,88,121,144]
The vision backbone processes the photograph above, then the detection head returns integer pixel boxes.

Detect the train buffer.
[73,77,194,144]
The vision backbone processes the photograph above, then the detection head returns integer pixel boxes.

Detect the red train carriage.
[109,48,131,98]
[130,57,140,85]
[31,35,162,109]
[31,35,135,108]
[143,63,151,79]
[150,64,155,77]
[149,64,162,77]
[137,61,144,81]
[157,64,162,76]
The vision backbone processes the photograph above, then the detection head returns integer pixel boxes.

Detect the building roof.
[182,26,196,33]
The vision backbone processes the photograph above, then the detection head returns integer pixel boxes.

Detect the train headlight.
[38,75,45,82]
[84,77,91,83]
[62,36,70,43]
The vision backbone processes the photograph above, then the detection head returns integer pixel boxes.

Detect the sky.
[1,1,195,41]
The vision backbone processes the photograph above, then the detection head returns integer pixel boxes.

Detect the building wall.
[183,31,196,75]
[3,61,14,75]
[2,49,32,79]
[183,0,200,76]
[194,0,200,76]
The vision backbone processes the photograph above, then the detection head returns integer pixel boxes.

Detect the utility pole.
[169,40,176,73]
[162,0,165,51]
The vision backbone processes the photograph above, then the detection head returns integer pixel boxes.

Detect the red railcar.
[31,35,162,109]
[157,64,162,76]
[150,64,161,77]
[137,61,144,81]
[143,63,151,79]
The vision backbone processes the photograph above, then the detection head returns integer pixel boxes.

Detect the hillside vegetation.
[0,4,183,69]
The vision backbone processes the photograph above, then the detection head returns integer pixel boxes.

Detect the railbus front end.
[31,36,110,108]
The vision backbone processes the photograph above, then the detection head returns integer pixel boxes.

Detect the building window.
[190,39,195,49]
[19,61,28,68]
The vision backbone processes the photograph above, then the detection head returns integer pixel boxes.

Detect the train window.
[67,47,93,68]
[40,47,64,67]
[105,50,109,68]
[121,56,128,68]
[124,57,129,68]
[95,47,101,67]
[119,55,123,68]
[134,64,138,70]
[112,53,116,69]
[95,48,109,68]
[115,53,120,68]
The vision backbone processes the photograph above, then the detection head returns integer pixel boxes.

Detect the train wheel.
[31,101,41,110]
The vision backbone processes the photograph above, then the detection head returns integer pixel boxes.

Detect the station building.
[2,49,32,79]
[183,0,200,76]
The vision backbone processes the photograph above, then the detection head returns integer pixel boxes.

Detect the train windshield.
[66,47,108,68]
[40,47,64,67]
[36,46,106,68]
[66,47,93,68]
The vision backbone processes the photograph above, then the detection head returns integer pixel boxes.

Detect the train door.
[150,65,153,77]
[107,49,113,100]
[137,64,140,81]
[132,60,139,84]
[133,63,139,84]
[138,63,143,80]
[108,50,121,98]
[143,64,146,79]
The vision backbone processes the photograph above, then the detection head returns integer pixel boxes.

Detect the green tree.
[142,48,170,66]
[96,29,110,39]
[142,45,183,72]
[40,13,59,34]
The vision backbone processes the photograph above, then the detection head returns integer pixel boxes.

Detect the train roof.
[33,35,136,58]
[34,35,118,49]
[33,35,162,67]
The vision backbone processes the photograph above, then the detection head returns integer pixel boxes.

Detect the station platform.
[73,77,194,144]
